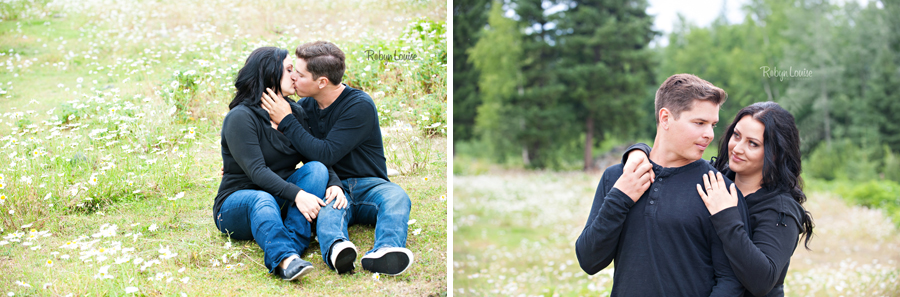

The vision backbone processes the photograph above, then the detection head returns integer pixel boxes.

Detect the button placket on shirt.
[645,177,660,216]
[316,111,327,135]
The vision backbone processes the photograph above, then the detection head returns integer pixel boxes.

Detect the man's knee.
[378,184,411,212]
[318,202,344,218]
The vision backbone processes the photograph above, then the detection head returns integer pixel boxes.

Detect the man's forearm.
[576,187,634,275]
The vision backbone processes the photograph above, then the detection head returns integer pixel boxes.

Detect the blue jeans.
[316,177,411,269]
[216,161,328,273]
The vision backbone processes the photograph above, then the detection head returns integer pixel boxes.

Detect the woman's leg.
[288,162,353,270]
[317,195,353,270]
[283,161,348,265]
[216,189,310,273]
[285,161,329,198]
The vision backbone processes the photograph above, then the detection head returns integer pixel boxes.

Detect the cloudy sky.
[646,0,873,46]
[647,0,747,47]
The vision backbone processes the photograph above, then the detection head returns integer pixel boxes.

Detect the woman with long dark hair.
[214,47,345,281]
[624,101,814,296]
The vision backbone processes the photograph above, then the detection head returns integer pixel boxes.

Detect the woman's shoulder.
[225,105,252,118]
[750,188,805,220]
[222,105,262,130]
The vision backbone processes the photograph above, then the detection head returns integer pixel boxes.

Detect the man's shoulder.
[680,159,725,177]
[298,97,315,109]
[697,161,735,184]
[600,163,625,183]
[334,87,377,118]
[344,85,373,99]
[341,87,376,108]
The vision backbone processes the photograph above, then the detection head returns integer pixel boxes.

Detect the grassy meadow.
[453,163,900,296]
[0,0,447,295]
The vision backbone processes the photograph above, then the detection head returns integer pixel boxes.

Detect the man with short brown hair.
[262,40,414,276]
[576,74,750,296]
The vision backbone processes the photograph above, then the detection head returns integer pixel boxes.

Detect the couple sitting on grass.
[213,41,414,282]
[577,74,815,296]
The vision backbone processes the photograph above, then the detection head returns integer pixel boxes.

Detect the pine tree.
[554,0,657,171]
[453,0,491,143]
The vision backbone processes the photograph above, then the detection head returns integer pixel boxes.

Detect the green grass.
[453,165,900,296]
[806,177,900,228]
[453,169,606,296]
[0,0,447,295]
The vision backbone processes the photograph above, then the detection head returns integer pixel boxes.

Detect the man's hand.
[294,190,326,222]
[613,153,654,202]
[260,88,292,125]
[696,171,738,215]
[324,185,348,209]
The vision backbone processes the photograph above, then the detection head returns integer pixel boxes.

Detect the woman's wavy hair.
[712,101,815,249]
[229,47,289,110]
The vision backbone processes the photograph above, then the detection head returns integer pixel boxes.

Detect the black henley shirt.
[277,85,388,181]
[576,158,751,296]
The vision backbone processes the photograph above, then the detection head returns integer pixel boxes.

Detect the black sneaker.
[361,247,414,275]
[275,257,314,281]
[329,241,358,274]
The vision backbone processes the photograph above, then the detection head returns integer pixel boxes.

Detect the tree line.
[454,0,900,182]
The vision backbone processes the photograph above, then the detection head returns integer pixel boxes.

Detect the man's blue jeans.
[216,161,328,273]
[316,177,411,269]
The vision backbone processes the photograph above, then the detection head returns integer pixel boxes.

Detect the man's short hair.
[654,74,727,124]
[295,41,345,85]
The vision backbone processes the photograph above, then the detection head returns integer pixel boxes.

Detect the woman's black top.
[214,101,341,223]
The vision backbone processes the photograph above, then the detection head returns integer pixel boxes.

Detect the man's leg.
[317,197,355,273]
[343,177,413,275]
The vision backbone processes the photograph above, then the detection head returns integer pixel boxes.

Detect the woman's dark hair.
[229,47,289,110]
[713,101,815,249]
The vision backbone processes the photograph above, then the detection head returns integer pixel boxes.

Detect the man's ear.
[317,76,330,89]
[659,108,671,130]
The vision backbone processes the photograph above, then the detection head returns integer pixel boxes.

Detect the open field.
[453,167,900,296]
[0,0,448,295]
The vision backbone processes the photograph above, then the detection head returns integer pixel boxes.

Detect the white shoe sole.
[361,247,414,276]
[331,242,358,274]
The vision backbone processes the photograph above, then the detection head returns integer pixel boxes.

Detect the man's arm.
[575,178,633,274]
[621,143,652,165]
[277,102,374,166]
[260,89,375,166]
[576,157,653,274]
[326,166,343,190]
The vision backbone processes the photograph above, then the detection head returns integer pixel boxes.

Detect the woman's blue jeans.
[216,161,328,273]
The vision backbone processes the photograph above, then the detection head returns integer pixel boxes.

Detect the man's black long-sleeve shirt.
[277,85,388,181]
[624,143,804,296]
[575,159,750,296]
